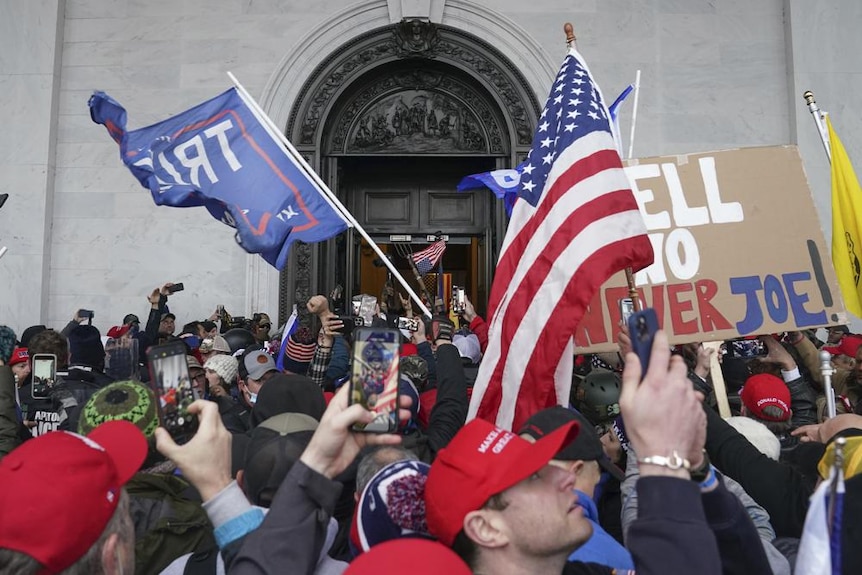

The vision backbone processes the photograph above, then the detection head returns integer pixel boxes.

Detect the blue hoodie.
[568,489,635,570]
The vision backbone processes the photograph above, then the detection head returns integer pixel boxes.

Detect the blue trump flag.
[89,88,349,269]
[457,166,522,217]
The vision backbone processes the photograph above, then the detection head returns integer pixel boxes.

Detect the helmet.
[579,368,622,426]
[222,328,258,354]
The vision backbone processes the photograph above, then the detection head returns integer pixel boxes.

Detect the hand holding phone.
[147,340,199,441]
[167,283,185,294]
[349,328,400,432]
[627,308,659,378]
[31,354,57,400]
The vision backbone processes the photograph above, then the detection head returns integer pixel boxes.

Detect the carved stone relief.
[291,21,538,149]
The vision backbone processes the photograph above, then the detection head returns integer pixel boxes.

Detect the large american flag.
[468,48,654,430]
[411,240,447,275]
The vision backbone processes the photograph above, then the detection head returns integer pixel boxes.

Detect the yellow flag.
[828,116,862,317]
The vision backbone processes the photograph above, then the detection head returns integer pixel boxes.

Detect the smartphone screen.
[31,354,57,400]
[350,328,400,432]
[729,339,767,358]
[146,340,198,439]
[627,308,659,377]
[618,297,635,324]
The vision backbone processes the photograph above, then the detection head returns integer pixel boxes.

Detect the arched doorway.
[278,20,541,321]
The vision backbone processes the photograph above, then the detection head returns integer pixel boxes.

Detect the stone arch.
[255,1,556,320]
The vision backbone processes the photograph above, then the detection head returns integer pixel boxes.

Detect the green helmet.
[578,368,622,426]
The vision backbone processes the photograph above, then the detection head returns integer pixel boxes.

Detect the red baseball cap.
[8,346,28,367]
[424,417,579,546]
[345,539,471,575]
[107,324,131,339]
[740,373,791,422]
[0,420,147,572]
[823,335,862,358]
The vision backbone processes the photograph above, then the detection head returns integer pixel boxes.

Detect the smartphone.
[397,316,419,332]
[618,298,635,324]
[349,328,400,432]
[167,283,185,294]
[627,308,659,377]
[78,308,94,319]
[333,315,364,335]
[31,354,57,400]
[452,286,467,314]
[146,340,199,439]
[728,339,767,358]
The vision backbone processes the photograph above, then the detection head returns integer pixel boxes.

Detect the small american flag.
[411,240,447,276]
[468,47,653,431]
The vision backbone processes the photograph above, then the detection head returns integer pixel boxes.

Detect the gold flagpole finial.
[803,90,816,106]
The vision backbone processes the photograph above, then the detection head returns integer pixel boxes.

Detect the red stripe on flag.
[488,148,623,320]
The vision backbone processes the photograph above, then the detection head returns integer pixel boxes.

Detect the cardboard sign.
[574,145,848,353]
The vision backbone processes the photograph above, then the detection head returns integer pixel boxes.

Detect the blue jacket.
[568,489,635,570]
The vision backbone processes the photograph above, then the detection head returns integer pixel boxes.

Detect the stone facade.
[1,0,861,335]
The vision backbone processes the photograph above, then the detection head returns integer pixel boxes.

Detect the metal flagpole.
[803,91,831,162]
[801,90,837,418]
[227,72,433,318]
[627,69,641,160]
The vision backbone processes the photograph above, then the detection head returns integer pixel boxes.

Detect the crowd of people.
[1,282,861,574]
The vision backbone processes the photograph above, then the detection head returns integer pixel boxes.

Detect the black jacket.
[53,366,114,432]
[0,366,20,459]
[401,343,468,463]
[704,404,815,537]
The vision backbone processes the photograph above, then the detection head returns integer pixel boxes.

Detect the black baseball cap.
[519,406,625,481]
[122,314,140,325]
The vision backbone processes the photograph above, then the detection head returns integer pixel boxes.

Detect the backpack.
[126,472,217,575]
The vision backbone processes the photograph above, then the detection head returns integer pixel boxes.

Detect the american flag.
[411,240,447,276]
[468,47,654,431]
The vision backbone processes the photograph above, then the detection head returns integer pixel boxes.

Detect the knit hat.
[8,346,28,367]
[283,330,316,375]
[79,380,159,437]
[740,373,791,422]
[0,420,147,574]
[351,459,434,555]
[204,354,239,386]
[67,324,105,370]
[345,540,471,575]
[0,325,16,364]
[726,416,781,460]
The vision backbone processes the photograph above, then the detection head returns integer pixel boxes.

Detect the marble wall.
[1,0,861,336]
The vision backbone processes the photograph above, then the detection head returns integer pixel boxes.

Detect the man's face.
[240,376,265,405]
[254,315,271,342]
[190,367,207,394]
[494,464,591,556]
[11,362,30,385]
[828,328,846,345]
[854,348,862,374]
[159,317,175,335]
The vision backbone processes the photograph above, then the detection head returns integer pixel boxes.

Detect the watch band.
[637,451,691,471]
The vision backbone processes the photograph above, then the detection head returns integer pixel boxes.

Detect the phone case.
[146,340,198,439]
[627,308,659,376]
[350,328,400,432]
[31,354,57,400]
